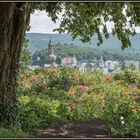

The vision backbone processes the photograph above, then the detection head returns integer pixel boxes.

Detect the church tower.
[48,40,58,67]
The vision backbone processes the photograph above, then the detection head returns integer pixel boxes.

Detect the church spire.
[48,40,56,65]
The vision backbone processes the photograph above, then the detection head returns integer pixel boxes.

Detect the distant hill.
[25,33,140,54]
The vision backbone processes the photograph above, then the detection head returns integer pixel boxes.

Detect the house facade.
[78,61,96,72]
[105,60,120,72]
[61,56,77,68]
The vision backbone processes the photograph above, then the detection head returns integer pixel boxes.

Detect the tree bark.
[0,2,31,126]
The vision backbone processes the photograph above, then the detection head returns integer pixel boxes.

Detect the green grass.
[0,127,29,138]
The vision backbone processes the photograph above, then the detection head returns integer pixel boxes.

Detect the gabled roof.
[80,62,95,67]
[81,62,87,67]
[62,56,77,64]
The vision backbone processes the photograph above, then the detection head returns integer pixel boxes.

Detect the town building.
[28,65,40,71]
[78,61,96,72]
[44,62,58,68]
[61,55,77,68]
[105,60,120,72]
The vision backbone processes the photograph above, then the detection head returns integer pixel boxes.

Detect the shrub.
[103,91,140,137]
[75,94,104,122]
[113,68,140,86]
[16,67,140,137]
[18,95,56,135]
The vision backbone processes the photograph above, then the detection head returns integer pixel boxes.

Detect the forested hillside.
[26,33,140,65]
[32,43,140,66]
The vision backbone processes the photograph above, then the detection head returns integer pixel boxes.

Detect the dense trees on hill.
[32,44,140,66]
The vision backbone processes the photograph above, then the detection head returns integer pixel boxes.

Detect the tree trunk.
[0,2,31,126]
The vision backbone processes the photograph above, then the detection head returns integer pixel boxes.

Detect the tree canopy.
[1,2,140,127]
[31,2,140,49]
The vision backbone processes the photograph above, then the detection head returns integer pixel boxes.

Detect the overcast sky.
[27,10,140,34]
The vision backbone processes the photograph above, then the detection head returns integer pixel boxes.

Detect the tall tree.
[0,2,31,126]
[0,2,140,126]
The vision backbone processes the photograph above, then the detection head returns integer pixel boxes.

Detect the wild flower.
[32,76,37,82]
[121,121,125,125]
[23,79,29,86]
[120,116,124,120]
[106,75,113,81]
[79,85,89,91]
[132,107,139,113]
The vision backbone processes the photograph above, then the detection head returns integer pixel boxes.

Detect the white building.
[61,56,77,67]
[79,62,96,72]
[105,60,120,72]
[44,62,58,68]
[28,65,40,71]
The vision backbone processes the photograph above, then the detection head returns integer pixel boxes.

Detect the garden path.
[38,119,110,138]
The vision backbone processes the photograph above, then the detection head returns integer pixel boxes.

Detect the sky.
[28,10,60,34]
[27,10,140,34]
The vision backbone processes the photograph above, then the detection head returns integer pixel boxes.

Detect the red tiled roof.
[62,57,76,63]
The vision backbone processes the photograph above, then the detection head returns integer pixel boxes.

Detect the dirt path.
[38,120,110,138]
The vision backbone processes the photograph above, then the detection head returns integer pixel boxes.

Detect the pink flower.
[32,76,37,81]
[79,85,89,92]
[106,75,112,81]
[23,79,29,87]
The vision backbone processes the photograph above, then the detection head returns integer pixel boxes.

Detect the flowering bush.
[113,68,140,86]
[16,68,140,137]
[103,89,140,137]
[18,95,60,134]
